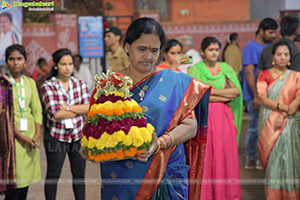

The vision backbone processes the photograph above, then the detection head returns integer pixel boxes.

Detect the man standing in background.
[104,25,129,72]
[178,35,202,73]
[73,54,94,94]
[243,18,278,170]
[257,15,299,75]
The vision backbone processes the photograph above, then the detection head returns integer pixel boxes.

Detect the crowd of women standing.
[0,16,299,200]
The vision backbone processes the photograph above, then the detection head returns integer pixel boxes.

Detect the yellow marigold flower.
[128,126,140,139]
[96,104,104,110]
[113,130,125,142]
[100,132,110,142]
[81,135,87,147]
[123,135,133,146]
[147,123,155,133]
[114,100,125,108]
[139,127,152,143]
[133,135,144,147]
[124,100,134,107]
[105,136,118,148]
[87,137,97,149]
[106,91,111,96]
[96,139,105,150]
[93,93,98,101]
[114,107,124,116]
[131,99,139,107]
[103,101,115,110]
[90,104,97,111]
[113,91,125,98]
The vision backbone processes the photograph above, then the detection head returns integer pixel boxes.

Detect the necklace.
[273,68,287,80]
[129,67,155,101]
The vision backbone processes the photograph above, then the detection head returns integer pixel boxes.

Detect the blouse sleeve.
[42,80,61,119]
[257,71,268,98]
[79,79,90,104]
[29,78,43,124]
[296,73,300,96]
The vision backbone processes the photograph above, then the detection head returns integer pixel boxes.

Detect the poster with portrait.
[0,0,22,65]
[78,16,104,58]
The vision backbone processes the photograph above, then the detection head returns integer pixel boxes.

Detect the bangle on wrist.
[161,136,169,148]
[159,137,166,149]
[166,133,173,147]
[277,103,281,111]
[153,139,161,154]
[20,134,25,140]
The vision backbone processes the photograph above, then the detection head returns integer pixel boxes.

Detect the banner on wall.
[0,0,22,65]
[78,16,104,58]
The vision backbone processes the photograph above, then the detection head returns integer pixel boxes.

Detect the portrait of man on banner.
[0,1,22,65]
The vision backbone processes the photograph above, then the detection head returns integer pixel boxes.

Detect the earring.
[288,62,291,66]
[24,64,26,67]
[125,49,128,53]
[54,66,57,70]
[272,61,275,66]
[164,55,167,58]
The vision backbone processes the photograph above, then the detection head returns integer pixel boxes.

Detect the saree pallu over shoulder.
[0,75,16,191]
[258,70,300,170]
[100,69,211,200]
[258,70,300,199]
[188,61,243,144]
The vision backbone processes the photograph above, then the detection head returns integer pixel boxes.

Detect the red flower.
[103,22,109,29]
[115,73,125,77]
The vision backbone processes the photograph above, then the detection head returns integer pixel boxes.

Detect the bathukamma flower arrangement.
[81,68,154,162]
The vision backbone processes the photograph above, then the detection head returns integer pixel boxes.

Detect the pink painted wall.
[22,14,78,75]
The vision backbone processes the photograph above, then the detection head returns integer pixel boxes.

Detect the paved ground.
[0,113,265,200]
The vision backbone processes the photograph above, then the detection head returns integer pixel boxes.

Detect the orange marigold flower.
[97,107,106,115]
[125,147,138,157]
[87,112,91,118]
[88,151,95,160]
[123,106,132,113]
[94,154,102,162]
[116,149,124,159]
[132,106,142,113]
[103,108,114,116]
[137,149,146,154]
[110,151,118,159]
[114,107,124,116]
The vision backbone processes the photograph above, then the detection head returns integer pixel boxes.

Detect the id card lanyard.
[58,77,74,129]
[8,72,27,131]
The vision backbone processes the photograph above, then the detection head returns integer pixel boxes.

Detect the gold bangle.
[161,135,169,148]
[166,133,173,147]
[159,137,166,149]
[153,139,161,154]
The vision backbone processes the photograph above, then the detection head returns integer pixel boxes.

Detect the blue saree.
[100,69,211,200]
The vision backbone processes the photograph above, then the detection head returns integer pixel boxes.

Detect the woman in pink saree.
[257,41,300,199]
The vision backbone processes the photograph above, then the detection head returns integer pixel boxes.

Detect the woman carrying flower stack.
[81,69,155,163]
[89,17,211,200]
